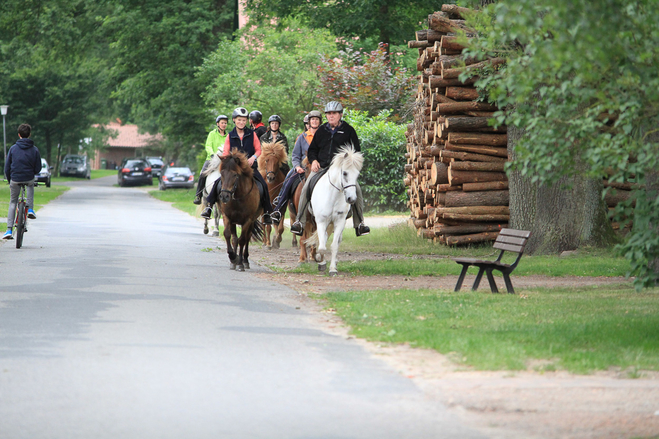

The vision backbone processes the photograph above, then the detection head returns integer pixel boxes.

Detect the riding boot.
[352,183,369,236]
[201,206,213,219]
[193,175,206,205]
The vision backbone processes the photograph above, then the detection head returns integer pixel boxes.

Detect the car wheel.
[46,177,51,188]
[118,177,124,187]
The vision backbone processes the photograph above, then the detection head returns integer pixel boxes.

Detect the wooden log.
[445,189,509,207]
[419,228,435,239]
[437,101,498,114]
[450,161,505,172]
[412,218,426,229]
[462,181,509,192]
[440,56,480,70]
[440,35,468,51]
[440,150,507,163]
[445,87,479,101]
[408,40,429,49]
[429,75,477,88]
[441,4,476,19]
[428,13,475,34]
[436,183,462,192]
[446,231,499,246]
[441,58,505,79]
[430,162,449,185]
[434,223,505,236]
[442,213,509,222]
[604,189,634,207]
[445,142,509,158]
[416,29,444,43]
[448,169,508,186]
[603,180,641,190]
[443,116,490,131]
[437,206,510,215]
[448,132,508,146]
[464,111,496,118]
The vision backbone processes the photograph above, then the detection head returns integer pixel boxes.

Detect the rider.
[289,102,370,237]
[3,123,41,240]
[201,107,274,224]
[193,114,228,205]
[270,110,322,225]
[249,110,267,140]
[260,114,290,176]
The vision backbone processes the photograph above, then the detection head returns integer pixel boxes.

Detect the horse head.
[258,141,288,183]
[219,149,253,203]
[330,145,363,205]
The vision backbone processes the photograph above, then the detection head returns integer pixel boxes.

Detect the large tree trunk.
[508,125,615,253]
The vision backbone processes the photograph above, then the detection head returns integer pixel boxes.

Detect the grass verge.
[322,285,659,374]
[148,188,204,218]
[52,169,117,183]
[0,184,69,216]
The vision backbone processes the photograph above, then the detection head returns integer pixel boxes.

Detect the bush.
[343,110,407,212]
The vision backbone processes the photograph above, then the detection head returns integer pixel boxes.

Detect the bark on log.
[441,58,505,79]
[445,189,509,207]
[429,75,477,88]
[449,169,508,186]
[445,142,509,158]
[437,101,498,114]
[429,13,475,34]
[440,150,507,163]
[448,132,508,146]
[450,161,506,172]
[462,181,509,192]
[408,40,430,49]
[603,180,641,190]
[443,116,491,131]
[442,213,510,222]
[446,87,479,101]
[441,4,476,19]
[430,162,449,185]
[464,111,497,117]
[436,183,462,192]
[434,223,505,235]
[437,206,510,215]
[416,29,444,43]
[440,35,468,51]
[446,231,499,246]
[604,189,634,207]
[412,218,426,229]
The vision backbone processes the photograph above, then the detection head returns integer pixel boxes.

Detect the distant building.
[92,121,164,170]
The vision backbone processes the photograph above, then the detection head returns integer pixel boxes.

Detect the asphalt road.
[0,177,485,439]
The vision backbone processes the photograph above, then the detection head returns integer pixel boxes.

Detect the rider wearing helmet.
[193,114,229,205]
[270,110,322,225]
[201,107,274,224]
[259,115,289,153]
[289,101,370,237]
[249,110,267,140]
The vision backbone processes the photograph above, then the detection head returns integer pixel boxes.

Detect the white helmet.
[232,107,249,119]
[324,101,344,113]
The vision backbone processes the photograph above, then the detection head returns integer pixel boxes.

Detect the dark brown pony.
[290,158,318,264]
[218,149,264,271]
[257,141,287,249]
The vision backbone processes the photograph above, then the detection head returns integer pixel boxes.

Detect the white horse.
[201,155,221,236]
[305,146,364,276]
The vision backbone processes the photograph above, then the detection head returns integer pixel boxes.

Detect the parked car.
[60,154,91,179]
[146,156,164,178]
[35,158,53,187]
[118,158,153,187]
[159,165,195,190]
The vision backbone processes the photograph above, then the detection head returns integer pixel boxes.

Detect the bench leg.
[485,269,499,293]
[454,265,469,292]
[502,273,515,294]
[471,267,485,291]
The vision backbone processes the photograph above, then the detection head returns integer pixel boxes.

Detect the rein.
[221,175,255,203]
[328,167,356,193]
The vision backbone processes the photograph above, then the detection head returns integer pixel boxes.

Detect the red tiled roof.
[101,121,162,148]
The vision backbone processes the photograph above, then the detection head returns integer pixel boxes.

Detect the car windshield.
[166,167,190,174]
[147,158,163,166]
[41,160,48,170]
[64,157,83,164]
[125,160,146,167]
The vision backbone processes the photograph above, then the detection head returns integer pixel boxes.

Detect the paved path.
[0,177,484,439]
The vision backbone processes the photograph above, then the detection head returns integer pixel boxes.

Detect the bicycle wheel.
[15,201,25,249]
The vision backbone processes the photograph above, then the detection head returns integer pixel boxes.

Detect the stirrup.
[270,211,282,224]
[290,221,303,236]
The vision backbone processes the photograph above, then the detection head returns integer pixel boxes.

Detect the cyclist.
[201,107,274,224]
[270,110,322,225]
[4,123,41,240]
[193,114,228,205]
[249,110,267,140]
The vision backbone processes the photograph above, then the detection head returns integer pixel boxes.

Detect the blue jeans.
[274,169,304,213]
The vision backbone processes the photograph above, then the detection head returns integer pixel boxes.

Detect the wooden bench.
[452,228,531,294]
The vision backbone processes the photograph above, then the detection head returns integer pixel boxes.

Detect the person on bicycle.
[289,101,370,237]
[270,110,321,225]
[193,114,228,205]
[3,123,41,240]
[201,107,274,224]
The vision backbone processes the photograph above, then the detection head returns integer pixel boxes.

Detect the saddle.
[307,167,329,199]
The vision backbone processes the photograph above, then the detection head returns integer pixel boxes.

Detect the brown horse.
[290,158,319,264]
[257,140,287,249]
[217,149,264,271]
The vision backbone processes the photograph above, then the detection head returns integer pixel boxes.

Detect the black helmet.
[268,115,282,124]
[232,107,248,119]
[216,114,228,123]
[249,110,262,123]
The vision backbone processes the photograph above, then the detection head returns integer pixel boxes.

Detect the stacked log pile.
[405,4,509,246]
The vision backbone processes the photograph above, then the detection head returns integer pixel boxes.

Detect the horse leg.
[236,222,251,272]
[203,217,209,235]
[329,217,346,276]
[265,223,272,248]
[273,220,283,250]
[243,224,252,270]
[213,204,221,236]
[315,220,329,272]
[223,219,237,270]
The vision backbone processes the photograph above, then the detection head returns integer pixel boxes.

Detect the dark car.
[118,158,153,187]
[60,154,91,179]
[146,156,164,178]
[35,158,53,187]
[159,166,195,190]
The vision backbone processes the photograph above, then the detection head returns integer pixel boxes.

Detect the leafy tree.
[462,0,659,287]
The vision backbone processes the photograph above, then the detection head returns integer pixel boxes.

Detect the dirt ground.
[249,243,659,439]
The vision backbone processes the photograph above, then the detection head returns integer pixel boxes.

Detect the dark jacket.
[4,138,41,182]
[260,130,289,153]
[253,123,267,140]
[307,121,360,168]
[228,127,257,167]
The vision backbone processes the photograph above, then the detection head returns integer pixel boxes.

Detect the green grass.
[0,184,69,216]
[148,188,202,217]
[52,169,117,183]
[322,285,659,374]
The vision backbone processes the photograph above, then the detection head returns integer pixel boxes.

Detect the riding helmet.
[216,114,228,123]
[248,110,262,123]
[303,115,309,124]
[308,110,322,120]
[268,115,282,124]
[324,101,344,113]
[232,107,249,119]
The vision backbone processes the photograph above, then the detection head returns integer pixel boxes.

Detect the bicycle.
[13,182,38,249]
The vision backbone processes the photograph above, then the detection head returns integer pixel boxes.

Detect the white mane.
[330,144,364,171]
[203,154,222,177]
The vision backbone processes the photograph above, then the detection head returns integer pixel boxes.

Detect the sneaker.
[356,223,370,237]
[270,211,282,225]
[200,206,213,219]
[290,221,303,236]
[27,209,37,219]
[193,194,202,205]
[262,213,272,225]
[2,230,13,240]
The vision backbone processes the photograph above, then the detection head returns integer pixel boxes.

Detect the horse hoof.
[315,254,323,263]
[329,270,338,277]
[212,231,219,237]
[318,262,326,272]
[203,227,209,235]
[237,265,245,272]
[244,262,250,269]
[230,263,236,270]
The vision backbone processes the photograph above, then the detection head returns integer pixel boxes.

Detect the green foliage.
[343,110,407,212]
[462,0,659,288]
[197,20,337,133]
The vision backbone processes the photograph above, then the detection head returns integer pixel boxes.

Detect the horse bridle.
[220,177,255,202]
[329,167,356,193]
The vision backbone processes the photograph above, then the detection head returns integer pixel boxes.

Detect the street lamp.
[1,105,7,164]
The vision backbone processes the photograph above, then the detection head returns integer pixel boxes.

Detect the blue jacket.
[4,138,41,182]
[292,132,312,169]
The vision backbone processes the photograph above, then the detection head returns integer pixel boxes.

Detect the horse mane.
[257,141,288,170]
[203,153,222,177]
[331,144,364,171]
[220,149,253,178]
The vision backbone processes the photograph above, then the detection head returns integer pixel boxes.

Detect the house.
[92,121,164,170]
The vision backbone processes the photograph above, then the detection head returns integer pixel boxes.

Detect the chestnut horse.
[213,150,264,271]
[290,158,318,264]
[257,141,287,249]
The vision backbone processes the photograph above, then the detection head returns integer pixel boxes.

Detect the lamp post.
[1,105,7,164]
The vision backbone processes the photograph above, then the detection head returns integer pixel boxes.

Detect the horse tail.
[250,219,265,243]
[203,154,222,177]
[303,223,333,248]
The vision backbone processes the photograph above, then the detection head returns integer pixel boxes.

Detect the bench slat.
[493,242,525,253]
[499,228,531,238]
[495,235,527,246]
